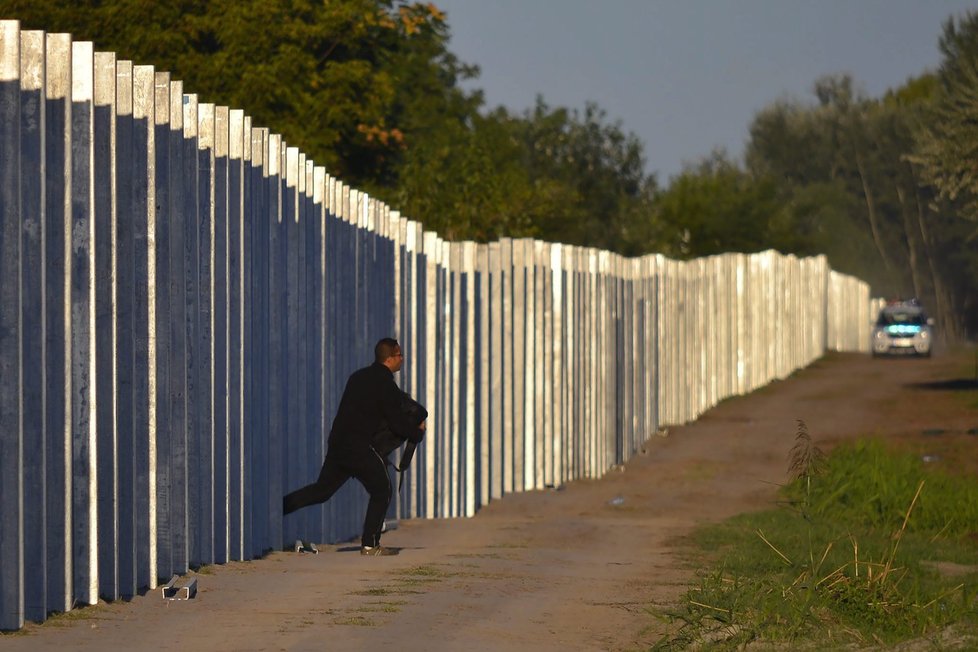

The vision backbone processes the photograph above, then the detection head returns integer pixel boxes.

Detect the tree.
[510,99,658,254]
[746,70,973,339]
[910,12,978,224]
[1,0,472,188]
[650,151,797,259]
[390,108,553,242]
[905,11,978,336]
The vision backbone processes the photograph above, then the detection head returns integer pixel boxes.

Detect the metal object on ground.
[161,576,198,600]
[294,540,318,554]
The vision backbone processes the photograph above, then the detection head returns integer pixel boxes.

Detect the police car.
[871,300,933,358]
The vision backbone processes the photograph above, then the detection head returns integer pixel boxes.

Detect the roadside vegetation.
[654,423,978,650]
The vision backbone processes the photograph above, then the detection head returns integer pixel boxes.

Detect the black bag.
[371,390,427,482]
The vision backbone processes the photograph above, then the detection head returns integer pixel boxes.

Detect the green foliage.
[3,0,460,185]
[911,12,978,224]
[650,151,802,259]
[747,78,907,288]
[390,100,661,248]
[785,439,978,536]
[390,110,543,241]
[510,100,659,254]
[656,440,978,650]
[882,72,938,107]
[745,70,978,338]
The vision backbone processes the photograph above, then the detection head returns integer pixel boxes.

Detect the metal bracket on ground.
[294,539,319,554]
[161,575,198,600]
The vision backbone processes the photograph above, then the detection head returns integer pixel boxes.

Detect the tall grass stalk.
[787,419,824,503]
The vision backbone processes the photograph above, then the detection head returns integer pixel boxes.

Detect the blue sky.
[434,0,978,183]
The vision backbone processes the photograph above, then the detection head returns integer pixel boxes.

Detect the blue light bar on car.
[886,324,922,335]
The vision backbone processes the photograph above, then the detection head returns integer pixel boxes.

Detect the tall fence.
[0,22,872,630]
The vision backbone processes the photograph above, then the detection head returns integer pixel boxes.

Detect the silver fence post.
[19,27,46,624]
[69,39,98,607]
[132,63,158,590]
[227,109,246,560]
[0,18,25,631]
[93,49,118,601]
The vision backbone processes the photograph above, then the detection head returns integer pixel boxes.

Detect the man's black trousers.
[283,449,392,548]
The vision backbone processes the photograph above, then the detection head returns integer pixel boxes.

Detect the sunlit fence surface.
[0,21,871,630]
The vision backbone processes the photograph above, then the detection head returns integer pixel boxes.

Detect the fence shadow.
[905,378,978,391]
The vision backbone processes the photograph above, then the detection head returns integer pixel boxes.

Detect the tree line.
[3,0,976,338]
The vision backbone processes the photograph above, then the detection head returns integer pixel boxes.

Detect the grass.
[350,586,422,596]
[333,616,374,626]
[42,604,109,627]
[350,565,453,598]
[653,423,978,650]
[396,564,451,578]
[355,600,406,613]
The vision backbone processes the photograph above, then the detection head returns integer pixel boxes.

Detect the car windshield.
[877,311,927,326]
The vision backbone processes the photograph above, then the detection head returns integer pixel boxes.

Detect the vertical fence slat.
[93,49,118,602]
[146,67,169,592]
[0,19,24,631]
[43,31,72,617]
[266,133,284,549]
[116,62,137,587]
[463,241,476,517]
[132,63,157,590]
[195,102,214,565]
[283,146,299,544]
[69,39,98,607]
[228,109,245,561]
[19,28,46,624]
[550,245,563,488]
[181,91,201,565]
[166,78,189,576]
[213,106,230,564]
[150,69,170,584]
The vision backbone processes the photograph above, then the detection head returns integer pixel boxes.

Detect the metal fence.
[0,22,872,630]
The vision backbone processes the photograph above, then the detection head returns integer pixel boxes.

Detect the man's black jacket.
[328,362,424,459]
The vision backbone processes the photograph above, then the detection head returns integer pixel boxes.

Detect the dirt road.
[4,351,976,651]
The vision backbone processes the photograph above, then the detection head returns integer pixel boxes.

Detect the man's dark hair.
[375,338,401,364]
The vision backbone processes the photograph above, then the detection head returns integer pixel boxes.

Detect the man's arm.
[378,378,425,443]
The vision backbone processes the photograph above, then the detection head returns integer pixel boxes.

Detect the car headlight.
[919,330,929,339]
[874,330,885,339]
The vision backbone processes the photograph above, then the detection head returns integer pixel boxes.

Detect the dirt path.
[5,351,976,651]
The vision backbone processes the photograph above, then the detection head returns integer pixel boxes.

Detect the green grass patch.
[789,439,978,536]
[42,605,108,627]
[349,565,455,597]
[350,586,422,596]
[654,428,978,650]
[353,600,407,614]
[333,616,374,626]
[363,600,407,613]
[396,564,451,578]
[390,564,455,588]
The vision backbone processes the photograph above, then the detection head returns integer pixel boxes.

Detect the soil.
[4,350,977,651]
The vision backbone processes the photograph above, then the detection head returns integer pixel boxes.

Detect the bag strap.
[389,441,418,491]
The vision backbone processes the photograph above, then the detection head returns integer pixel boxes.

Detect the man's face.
[388,347,404,372]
